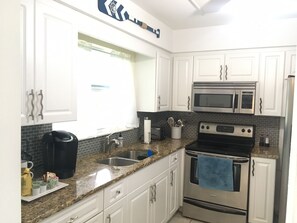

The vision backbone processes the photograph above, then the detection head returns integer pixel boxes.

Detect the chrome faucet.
[104,133,120,154]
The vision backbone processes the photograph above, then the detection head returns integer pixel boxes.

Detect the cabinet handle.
[153,184,157,202]
[170,171,174,186]
[225,65,228,80]
[150,185,154,203]
[107,214,111,223]
[158,96,161,110]
[259,98,263,114]
[220,65,223,80]
[28,89,35,121]
[38,90,44,120]
[252,159,255,176]
[67,216,78,223]
[187,96,190,110]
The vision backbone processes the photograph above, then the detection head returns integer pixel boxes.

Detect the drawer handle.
[107,214,111,223]
[116,190,121,195]
[67,216,78,223]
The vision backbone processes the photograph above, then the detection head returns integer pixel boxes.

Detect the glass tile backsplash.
[21,112,280,170]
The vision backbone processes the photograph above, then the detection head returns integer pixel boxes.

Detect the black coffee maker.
[42,131,78,179]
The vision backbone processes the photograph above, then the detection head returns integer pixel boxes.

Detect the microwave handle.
[232,92,236,113]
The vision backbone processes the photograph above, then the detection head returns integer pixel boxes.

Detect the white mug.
[21,160,34,169]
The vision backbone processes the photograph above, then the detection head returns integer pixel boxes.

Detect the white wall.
[172,18,297,53]
[0,0,21,223]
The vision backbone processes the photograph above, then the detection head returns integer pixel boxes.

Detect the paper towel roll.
[144,117,151,144]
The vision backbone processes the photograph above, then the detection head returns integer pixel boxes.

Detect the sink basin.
[97,157,139,166]
[115,150,155,161]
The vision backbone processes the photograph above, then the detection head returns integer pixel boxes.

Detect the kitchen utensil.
[176,119,184,127]
[167,117,175,128]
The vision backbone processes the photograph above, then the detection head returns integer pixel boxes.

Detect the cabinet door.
[127,182,151,223]
[193,54,224,82]
[224,52,259,81]
[256,51,285,116]
[151,170,169,223]
[168,164,179,219]
[20,0,34,125]
[156,53,171,111]
[86,212,103,223]
[172,56,193,111]
[104,197,127,223]
[249,157,276,223]
[35,0,77,124]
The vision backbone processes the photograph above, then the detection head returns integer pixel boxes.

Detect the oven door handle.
[184,197,247,216]
[185,151,249,163]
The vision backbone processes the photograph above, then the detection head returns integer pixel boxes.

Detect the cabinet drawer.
[41,191,103,223]
[104,179,127,208]
[169,152,178,166]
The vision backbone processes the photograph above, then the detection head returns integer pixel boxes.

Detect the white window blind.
[53,39,139,139]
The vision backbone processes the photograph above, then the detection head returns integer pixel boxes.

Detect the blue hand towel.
[197,155,234,191]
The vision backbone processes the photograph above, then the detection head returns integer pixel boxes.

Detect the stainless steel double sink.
[97,150,155,167]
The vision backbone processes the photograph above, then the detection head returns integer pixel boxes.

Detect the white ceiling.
[129,0,297,29]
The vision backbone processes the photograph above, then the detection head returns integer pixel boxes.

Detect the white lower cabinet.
[168,164,179,219]
[103,197,127,223]
[86,212,103,223]
[41,191,104,223]
[249,157,276,223]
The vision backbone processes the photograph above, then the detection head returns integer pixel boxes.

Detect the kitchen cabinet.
[21,0,77,125]
[193,51,259,82]
[255,51,285,116]
[249,157,276,223]
[103,197,127,223]
[168,151,181,219]
[172,56,193,111]
[41,191,104,223]
[134,52,171,112]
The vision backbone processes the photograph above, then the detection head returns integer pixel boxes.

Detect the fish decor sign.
[98,0,160,38]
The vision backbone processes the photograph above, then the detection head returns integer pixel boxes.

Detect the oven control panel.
[199,122,254,138]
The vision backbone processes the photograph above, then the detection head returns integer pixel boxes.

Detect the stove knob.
[201,125,205,129]
[206,126,210,130]
[247,129,251,133]
[241,129,245,133]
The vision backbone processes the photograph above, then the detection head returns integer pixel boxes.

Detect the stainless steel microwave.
[192,82,256,114]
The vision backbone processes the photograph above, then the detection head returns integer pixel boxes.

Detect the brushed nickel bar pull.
[187,96,190,110]
[220,65,223,80]
[28,89,34,121]
[260,98,263,114]
[170,171,174,186]
[225,65,228,80]
[153,184,157,202]
[38,90,44,120]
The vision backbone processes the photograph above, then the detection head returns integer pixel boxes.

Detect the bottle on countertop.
[118,133,123,147]
[144,117,151,144]
[264,136,270,147]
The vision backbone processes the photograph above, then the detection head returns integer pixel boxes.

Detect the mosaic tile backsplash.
[21,112,280,170]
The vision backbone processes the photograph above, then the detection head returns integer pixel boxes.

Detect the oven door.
[183,150,250,210]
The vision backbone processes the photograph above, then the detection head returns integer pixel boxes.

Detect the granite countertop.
[22,138,194,223]
[251,145,279,159]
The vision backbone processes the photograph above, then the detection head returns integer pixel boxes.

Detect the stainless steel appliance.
[192,82,256,114]
[278,76,295,223]
[183,122,255,223]
[42,131,78,179]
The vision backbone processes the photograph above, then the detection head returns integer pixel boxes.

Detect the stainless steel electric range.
[183,121,255,223]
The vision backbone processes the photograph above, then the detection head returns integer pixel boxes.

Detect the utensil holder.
[171,127,182,139]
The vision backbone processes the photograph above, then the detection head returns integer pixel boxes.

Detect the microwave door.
[193,89,236,113]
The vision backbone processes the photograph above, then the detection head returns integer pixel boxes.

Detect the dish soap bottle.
[118,133,124,147]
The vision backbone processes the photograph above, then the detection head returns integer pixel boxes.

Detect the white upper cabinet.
[134,52,171,112]
[172,56,193,111]
[21,0,77,125]
[193,51,259,82]
[255,51,285,116]
[156,53,171,111]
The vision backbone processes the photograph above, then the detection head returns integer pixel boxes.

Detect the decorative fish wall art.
[98,0,161,38]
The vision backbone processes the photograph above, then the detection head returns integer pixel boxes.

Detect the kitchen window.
[53,34,139,139]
